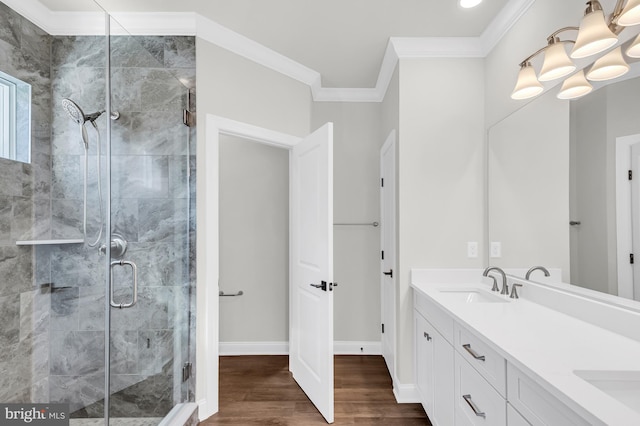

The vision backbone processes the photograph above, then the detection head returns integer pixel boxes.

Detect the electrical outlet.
[467,242,478,258]
[490,242,502,258]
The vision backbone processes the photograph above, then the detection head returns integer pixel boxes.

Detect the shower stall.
[0,1,196,424]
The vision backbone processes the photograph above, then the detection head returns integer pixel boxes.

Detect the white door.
[380,131,396,378]
[290,122,334,423]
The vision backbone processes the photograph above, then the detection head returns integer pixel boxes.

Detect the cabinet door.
[416,312,435,415]
[507,403,532,426]
[415,311,455,426]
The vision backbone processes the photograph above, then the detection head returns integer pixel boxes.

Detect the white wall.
[311,102,383,343]
[218,135,289,342]
[196,40,312,136]
[396,57,485,384]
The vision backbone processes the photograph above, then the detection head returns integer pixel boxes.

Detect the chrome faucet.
[482,266,508,295]
[525,266,550,280]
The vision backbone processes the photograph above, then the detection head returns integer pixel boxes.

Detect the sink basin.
[437,288,508,303]
[574,370,640,414]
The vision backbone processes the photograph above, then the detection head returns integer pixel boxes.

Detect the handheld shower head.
[61,98,87,125]
[61,98,119,124]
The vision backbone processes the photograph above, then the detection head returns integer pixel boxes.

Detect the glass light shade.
[539,42,576,81]
[459,0,482,8]
[571,9,619,58]
[511,64,543,100]
[586,47,630,80]
[627,33,640,57]
[557,70,593,99]
[617,0,640,26]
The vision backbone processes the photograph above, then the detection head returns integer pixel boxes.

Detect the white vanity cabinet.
[414,290,588,426]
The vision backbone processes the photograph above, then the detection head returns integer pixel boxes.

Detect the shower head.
[61,98,104,125]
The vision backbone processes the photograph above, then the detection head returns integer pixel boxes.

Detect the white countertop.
[411,270,640,426]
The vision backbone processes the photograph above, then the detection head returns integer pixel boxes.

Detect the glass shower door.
[106,15,196,424]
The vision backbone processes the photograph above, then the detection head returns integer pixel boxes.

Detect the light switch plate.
[490,242,502,258]
[467,242,478,258]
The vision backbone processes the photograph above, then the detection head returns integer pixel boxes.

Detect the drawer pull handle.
[423,332,432,341]
[462,344,485,361]
[462,394,486,418]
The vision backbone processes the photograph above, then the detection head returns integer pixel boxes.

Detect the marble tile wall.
[0,1,197,417]
[0,1,52,404]
[48,34,196,416]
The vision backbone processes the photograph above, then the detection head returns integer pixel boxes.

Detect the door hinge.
[381,250,384,260]
[183,109,195,127]
[182,362,192,382]
[382,323,385,334]
[631,253,635,264]
[381,178,384,187]
[629,170,633,180]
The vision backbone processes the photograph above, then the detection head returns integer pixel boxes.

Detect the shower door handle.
[110,260,138,309]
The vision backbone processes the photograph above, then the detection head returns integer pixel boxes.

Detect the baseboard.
[392,376,420,403]
[334,341,381,355]
[218,341,382,356]
[159,402,198,426]
[219,341,288,355]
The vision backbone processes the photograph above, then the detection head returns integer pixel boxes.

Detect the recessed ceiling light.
[459,0,483,8]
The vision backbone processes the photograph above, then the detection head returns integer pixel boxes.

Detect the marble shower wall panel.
[48,34,196,415]
[0,2,52,404]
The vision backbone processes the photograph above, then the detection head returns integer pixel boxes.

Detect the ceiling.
[37,0,511,88]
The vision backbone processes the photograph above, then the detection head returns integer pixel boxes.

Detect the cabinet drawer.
[507,363,591,426]
[454,352,506,426]
[414,291,454,344]
[455,323,506,397]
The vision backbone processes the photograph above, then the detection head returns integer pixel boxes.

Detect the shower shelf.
[16,239,84,246]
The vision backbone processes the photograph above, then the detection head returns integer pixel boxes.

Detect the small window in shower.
[0,70,31,163]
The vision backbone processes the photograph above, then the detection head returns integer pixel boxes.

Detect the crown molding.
[3,0,535,102]
[195,14,320,89]
[480,0,536,55]
[110,12,197,36]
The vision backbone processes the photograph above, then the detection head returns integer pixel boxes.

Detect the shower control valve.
[99,235,128,259]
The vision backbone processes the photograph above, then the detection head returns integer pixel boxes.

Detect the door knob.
[383,269,393,278]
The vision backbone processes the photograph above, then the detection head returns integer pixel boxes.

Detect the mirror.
[488,68,640,303]
[0,70,31,163]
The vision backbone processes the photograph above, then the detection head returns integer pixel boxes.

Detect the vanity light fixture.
[511,0,640,101]
[511,62,544,100]
[459,0,482,9]
[617,0,640,26]
[627,33,640,57]
[539,37,577,81]
[586,46,630,80]
[571,1,618,59]
[557,70,593,100]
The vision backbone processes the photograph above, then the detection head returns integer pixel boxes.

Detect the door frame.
[197,115,301,420]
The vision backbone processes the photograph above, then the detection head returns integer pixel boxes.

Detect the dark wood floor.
[200,355,431,425]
